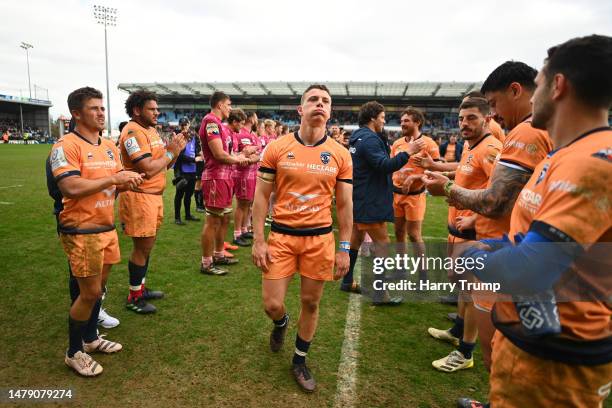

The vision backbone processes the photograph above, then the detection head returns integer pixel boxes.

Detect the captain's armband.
[257,167,276,183]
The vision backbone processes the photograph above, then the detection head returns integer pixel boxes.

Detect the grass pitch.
[0,144,504,407]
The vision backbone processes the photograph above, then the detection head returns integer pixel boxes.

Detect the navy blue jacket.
[439,141,464,162]
[349,127,409,223]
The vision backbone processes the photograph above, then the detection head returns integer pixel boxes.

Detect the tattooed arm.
[448,164,532,218]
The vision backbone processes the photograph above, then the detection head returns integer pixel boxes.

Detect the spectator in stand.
[439,134,463,162]
[173,118,201,225]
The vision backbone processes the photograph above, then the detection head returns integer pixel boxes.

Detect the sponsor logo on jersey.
[320,151,331,165]
[106,148,114,160]
[287,152,295,159]
[124,137,141,156]
[591,148,612,163]
[206,122,220,136]
[50,146,69,171]
[535,163,549,185]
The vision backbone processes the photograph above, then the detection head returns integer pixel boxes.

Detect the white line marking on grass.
[0,201,14,205]
[0,184,23,189]
[334,259,362,408]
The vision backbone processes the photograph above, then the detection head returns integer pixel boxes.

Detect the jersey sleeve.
[337,148,353,182]
[532,158,611,244]
[427,139,441,160]
[390,140,399,158]
[475,140,501,179]
[259,140,279,173]
[122,129,151,163]
[110,143,123,173]
[500,124,551,172]
[204,120,222,143]
[50,140,81,181]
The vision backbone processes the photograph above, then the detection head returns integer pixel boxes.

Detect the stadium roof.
[118,81,482,98]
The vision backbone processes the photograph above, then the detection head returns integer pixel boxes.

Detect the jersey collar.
[294,131,327,147]
[72,130,101,146]
[467,133,491,151]
[548,126,612,157]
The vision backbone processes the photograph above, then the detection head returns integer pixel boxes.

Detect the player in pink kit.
[232,111,261,246]
[199,91,251,276]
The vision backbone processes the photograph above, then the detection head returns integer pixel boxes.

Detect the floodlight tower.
[93,5,118,133]
[19,42,33,99]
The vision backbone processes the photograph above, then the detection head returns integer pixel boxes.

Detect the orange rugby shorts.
[60,230,120,278]
[489,331,612,407]
[119,191,163,237]
[264,231,335,281]
[393,193,426,221]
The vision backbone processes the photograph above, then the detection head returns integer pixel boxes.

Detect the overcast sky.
[1,0,610,125]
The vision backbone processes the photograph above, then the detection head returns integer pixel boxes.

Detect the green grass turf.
[1,144,599,408]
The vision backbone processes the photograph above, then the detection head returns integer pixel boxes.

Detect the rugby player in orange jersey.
[465,90,506,143]
[52,87,144,376]
[118,91,187,314]
[341,101,424,301]
[422,97,502,373]
[391,107,440,280]
[252,84,352,393]
[423,66,552,386]
[456,34,612,408]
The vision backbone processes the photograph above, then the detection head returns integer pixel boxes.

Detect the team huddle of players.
[49,34,611,406]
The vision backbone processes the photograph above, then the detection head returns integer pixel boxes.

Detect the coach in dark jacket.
[350,127,406,223]
[341,102,424,302]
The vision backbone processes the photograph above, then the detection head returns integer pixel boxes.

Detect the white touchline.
[0,201,14,205]
[333,258,362,408]
[0,184,23,189]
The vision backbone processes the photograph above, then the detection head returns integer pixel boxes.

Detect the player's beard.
[532,96,554,131]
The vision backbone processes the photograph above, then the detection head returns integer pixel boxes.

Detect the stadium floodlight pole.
[93,5,118,134]
[19,42,33,99]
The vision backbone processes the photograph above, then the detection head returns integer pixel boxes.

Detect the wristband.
[443,180,454,197]
[339,241,350,253]
[165,151,175,161]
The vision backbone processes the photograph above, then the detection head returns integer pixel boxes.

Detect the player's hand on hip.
[252,240,270,271]
[334,252,350,280]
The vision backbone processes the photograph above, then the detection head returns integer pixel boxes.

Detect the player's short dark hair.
[459,97,490,116]
[228,108,247,123]
[245,111,257,121]
[301,84,331,104]
[544,34,612,109]
[210,91,229,109]
[464,90,485,99]
[125,90,158,118]
[400,106,425,129]
[358,101,385,127]
[481,61,538,94]
[67,87,103,113]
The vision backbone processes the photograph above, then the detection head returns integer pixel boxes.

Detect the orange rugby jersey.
[444,143,457,162]
[489,118,506,143]
[118,120,167,194]
[476,120,552,239]
[448,134,501,234]
[260,133,352,229]
[391,134,440,193]
[495,127,612,342]
[50,132,122,233]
